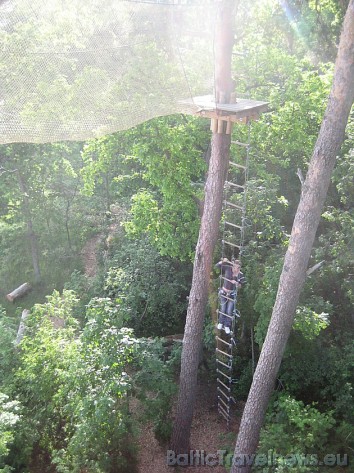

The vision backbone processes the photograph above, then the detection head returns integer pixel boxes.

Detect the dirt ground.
[81,233,102,277]
[138,381,242,473]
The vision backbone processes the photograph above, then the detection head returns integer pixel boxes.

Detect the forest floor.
[137,381,242,473]
[81,233,102,277]
[81,217,120,277]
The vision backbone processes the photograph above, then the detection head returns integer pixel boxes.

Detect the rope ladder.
[215,123,251,426]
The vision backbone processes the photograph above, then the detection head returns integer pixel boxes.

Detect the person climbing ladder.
[215,258,246,334]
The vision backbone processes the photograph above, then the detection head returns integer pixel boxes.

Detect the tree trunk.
[170,0,237,454]
[15,309,30,345]
[17,171,42,283]
[65,200,72,250]
[231,2,354,471]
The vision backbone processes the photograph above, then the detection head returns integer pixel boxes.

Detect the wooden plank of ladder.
[218,404,231,420]
[218,407,230,422]
[225,221,242,230]
[221,275,237,284]
[216,336,232,347]
[218,292,235,302]
[225,181,245,190]
[218,395,231,410]
[217,310,234,320]
[217,369,232,381]
[222,240,241,249]
[217,378,231,392]
[216,358,232,370]
[231,140,249,147]
[217,386,231,400]
[216,348,233,359]
[229,161,247,170]
[224,200,243,210]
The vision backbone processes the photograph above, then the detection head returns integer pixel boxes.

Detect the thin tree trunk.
[170,0,237,454]
[65,200,72,250]
[15,309,30,345]
[231,3,354,471]
[17,171,42,283]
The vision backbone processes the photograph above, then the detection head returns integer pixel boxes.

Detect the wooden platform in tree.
[180,95,269,132]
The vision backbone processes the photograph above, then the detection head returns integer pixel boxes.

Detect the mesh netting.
[0,0,217,143]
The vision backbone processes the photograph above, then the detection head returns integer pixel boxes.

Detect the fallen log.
[15,309,30,345]
[6,282,32,302]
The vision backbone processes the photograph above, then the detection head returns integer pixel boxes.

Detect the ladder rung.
[219,293,235,302]
[225,181,245,190]
[218,405,231,421]
[217,369,232,381]
[225,221,242,230]
[217,310,234,320]
[216,336,232,347]
[231,140,249,147]
[218,308,240,319]
[224,200,244,210]
[218,395,231,410]
[216,359,232,370]
[217,386,231,400]
[216,348,233,359]
[229,161,247,170]
[221,275,237,284]
[222,240,241,249]
[217,378,231,392]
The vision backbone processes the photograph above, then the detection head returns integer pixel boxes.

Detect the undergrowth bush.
[6,291,177,473]
[256,394,336,473]
[103,237,191,336]
[0,393,21,473]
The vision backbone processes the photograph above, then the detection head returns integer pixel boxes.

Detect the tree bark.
[170,0,237,454]
[231,2,354,471]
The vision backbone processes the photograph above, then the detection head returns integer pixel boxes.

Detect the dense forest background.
[0,0,353,472]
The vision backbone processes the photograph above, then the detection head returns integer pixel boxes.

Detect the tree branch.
[306,260,325,276]
[296,167,305,187]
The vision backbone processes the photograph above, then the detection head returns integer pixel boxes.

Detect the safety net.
[0,0,217,143]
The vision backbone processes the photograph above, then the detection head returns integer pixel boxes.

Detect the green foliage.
[123,115,208,260]
[202,314,217,355]
[276,334,354,429]
[319,342,354,424]
[293,296,330,340]
[0,223,28,291]
[81,115,208,261]
[254,255,284,346]
[0,308,18,385]
[7,289,178,472]
[81,132,145,206]
[232,357,254,401]
[0,142,95,298]
[12,291,80,467]
[54,298,137,473]
[132,338,178,444]
[0,393,21,473]
[243,179,289,244]
[10,291,137,472]
[103,236,191,336]
[257,394,336,472]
